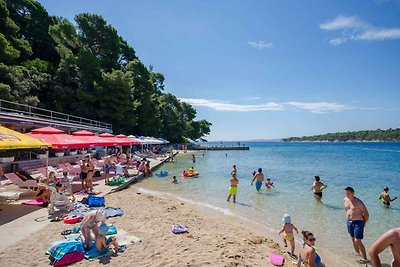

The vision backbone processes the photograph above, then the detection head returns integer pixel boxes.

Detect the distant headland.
[282,128,400,142]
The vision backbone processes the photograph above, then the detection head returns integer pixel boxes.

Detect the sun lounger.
[64,163,80,174]
[4,173,38,189]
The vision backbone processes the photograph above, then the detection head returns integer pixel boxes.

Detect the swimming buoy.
[63,214,83,224]
[155,171,169,177]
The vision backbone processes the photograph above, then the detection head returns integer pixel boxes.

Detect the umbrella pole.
[45,149,49,178]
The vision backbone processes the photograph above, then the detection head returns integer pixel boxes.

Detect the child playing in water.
[278,214,298,255]
[172,176,178,184]
[227,173,239,203]
[265,178,275,190]
[96,223,121,254]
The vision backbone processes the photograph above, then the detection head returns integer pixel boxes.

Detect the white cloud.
[320,15,400,45]
[179,98,354,113]
[179,98,283,111]
[287,102,353,113]
[248,41,274,49]
[245,96,261,100]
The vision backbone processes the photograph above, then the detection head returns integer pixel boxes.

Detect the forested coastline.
[282,128,400,142]
[0,0,211,143]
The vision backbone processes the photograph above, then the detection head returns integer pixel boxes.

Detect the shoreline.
[0,185,293,267]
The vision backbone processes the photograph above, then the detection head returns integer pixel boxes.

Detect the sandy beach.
[0,183,293,267]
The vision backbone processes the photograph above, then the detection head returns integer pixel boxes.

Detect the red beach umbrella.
[28,127,91,150]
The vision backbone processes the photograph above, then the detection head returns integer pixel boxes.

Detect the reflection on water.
[139,142,400,266]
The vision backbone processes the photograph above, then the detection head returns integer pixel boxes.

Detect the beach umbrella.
[71,130,114,147]
[28,127,90,150]
[0,125,51,150]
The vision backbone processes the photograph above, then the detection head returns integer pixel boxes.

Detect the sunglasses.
[308,237,316,242]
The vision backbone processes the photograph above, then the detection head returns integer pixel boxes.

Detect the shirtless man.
[344,186,370,264]
[379,187,398,208]
[311,176,328,201]
[227,173,239,203]
[251,168,264,192]
[368,228,400,267]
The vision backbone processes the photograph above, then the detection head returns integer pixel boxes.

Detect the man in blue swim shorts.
[251,168,264,192]
[344,186,369,264]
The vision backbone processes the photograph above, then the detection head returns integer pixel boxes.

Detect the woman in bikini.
[297,231,325,267]
[80,158,88,191]
[85,155,95,192]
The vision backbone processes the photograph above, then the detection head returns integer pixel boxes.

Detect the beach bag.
[53,252,84,266]
[88,195,105,207]
[268,253,285,266]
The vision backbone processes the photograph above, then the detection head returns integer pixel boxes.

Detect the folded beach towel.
[47,240,85,261]
[114,229,141,245]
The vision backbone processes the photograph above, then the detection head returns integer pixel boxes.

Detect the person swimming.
[379,186,398,208]
[265,178,275,190]
[251,168,264,192]
[311,176,327,201]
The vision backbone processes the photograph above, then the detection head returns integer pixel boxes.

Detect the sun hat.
[98,223,109,235]
[282,214,291,224]
[95,208,106,222]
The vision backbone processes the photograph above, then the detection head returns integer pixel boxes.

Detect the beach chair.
[3,173,38,189]
[58,163,69,172]
[64,162,80,174]
[37,167,48,177]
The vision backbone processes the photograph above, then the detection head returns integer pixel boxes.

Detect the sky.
[39,0,400,141]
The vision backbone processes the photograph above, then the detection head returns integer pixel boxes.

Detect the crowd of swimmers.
[225,164,399,267]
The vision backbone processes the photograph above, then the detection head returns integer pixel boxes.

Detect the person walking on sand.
[368,228,400,267]
[311,176,327,201]
[278,214,298,255]
[227,173,239,203]
[344,186,369,264]
[379,186,398,208]
[251,168,264,192]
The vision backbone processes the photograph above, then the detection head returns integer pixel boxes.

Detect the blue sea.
[138,142,400,266]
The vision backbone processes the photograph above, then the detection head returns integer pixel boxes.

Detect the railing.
[0,99,113,131]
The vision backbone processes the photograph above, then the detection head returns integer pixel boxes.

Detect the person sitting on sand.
[145,161,152,176]
[96,223,121,254]
[227,173,239,203]
[379,186,398,208]
[278,214,298,255]
[297,231,325,267]
[138,161,145,173]
[251,168,264,192]
[172,176,178,184]
[61,172,75,202]
[368,228,400,267]
[265,178,275,190]
[81,209,106,248]
[311,176,327,201]
[48,171,59,185]
[35,177,52,204]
